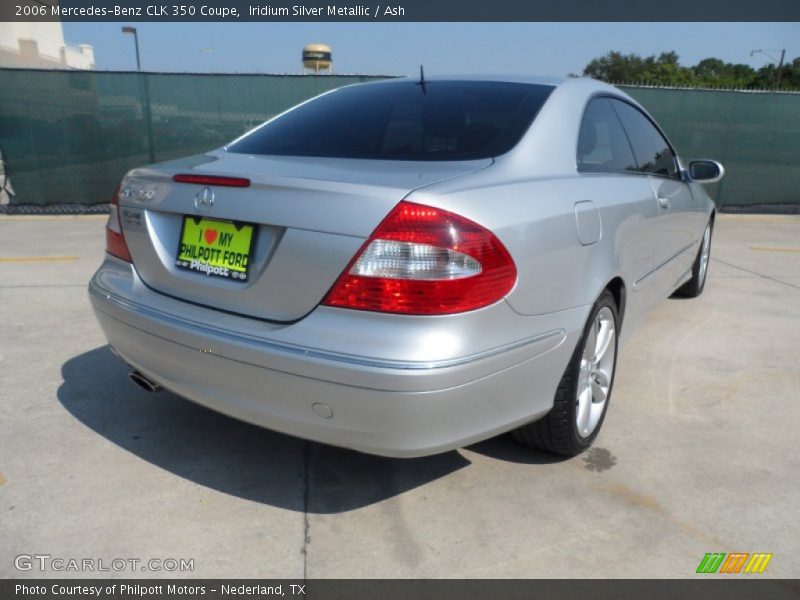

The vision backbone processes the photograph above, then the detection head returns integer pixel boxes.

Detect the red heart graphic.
[204,229,218,245]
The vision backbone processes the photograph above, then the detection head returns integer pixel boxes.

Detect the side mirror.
[688,160,725,184]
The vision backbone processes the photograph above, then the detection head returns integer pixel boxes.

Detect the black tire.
[513,290,619,457]
[673,220,713,298]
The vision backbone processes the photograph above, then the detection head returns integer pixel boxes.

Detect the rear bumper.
[89,257,588,457]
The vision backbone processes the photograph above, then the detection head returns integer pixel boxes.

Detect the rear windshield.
[226,81,553,161]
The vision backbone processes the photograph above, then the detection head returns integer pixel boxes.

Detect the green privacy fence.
[0,69,386,208]
[620,85,800,209]
[0,68,798,208]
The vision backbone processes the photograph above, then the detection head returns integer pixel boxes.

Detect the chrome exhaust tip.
[129,371,162,393]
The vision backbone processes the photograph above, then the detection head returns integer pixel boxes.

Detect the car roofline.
[343,75,630,97]
[360,74,565,87]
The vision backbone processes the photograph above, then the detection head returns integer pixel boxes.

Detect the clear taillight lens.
[351,240,482,280]
[322,201,517,315]
[106,185,132,262]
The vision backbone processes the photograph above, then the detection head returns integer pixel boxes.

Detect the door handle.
[657,196,671,209]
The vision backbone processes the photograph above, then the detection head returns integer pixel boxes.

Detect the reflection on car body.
[89,76,722,457]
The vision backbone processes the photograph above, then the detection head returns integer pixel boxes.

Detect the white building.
[0,23,94,70]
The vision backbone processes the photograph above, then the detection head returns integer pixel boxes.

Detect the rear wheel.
[513,290,618,456]
[673,221,712,298]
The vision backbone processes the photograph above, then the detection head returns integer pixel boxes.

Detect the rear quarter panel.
[408,79,690,338]
[408,173,653,322]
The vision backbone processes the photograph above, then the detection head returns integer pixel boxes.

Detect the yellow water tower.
[302,44,332,73]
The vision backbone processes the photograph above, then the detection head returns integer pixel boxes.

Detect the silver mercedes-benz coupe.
[89,75,723,457]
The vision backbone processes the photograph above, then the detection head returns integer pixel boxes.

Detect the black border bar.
[4,580,800,600]
[2,0,799,22]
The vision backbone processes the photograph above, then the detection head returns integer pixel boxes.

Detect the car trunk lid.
[118,151,491,322]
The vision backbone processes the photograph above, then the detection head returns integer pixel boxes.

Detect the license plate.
[175,216,255,282]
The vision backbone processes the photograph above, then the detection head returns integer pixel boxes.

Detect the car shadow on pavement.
[58,346,471,514]
[466,436,570,465]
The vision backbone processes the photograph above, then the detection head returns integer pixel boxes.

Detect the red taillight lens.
[322,201,517,315]
[106,186,132,262]
[173,174,251,187]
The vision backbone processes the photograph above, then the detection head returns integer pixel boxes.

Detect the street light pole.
[121,26,141,71]
[750,48,786,92]
[121,27,154,163]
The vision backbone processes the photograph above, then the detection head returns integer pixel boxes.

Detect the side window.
[611,100,679,179]
[576,98,637,174]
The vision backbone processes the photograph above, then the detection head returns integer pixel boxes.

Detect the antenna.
[417,64,427,94]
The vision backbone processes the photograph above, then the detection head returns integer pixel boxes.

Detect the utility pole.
[750,49,787,92]
[775,49,786,92]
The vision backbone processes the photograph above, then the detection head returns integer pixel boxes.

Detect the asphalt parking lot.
[1,213,798,579]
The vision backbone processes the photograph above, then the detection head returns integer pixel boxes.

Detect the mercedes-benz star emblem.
[194,186,215,212]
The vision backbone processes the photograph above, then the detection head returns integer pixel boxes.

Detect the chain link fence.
[0,68,798,211]
[0,69,387,209]
[620,85,800,211]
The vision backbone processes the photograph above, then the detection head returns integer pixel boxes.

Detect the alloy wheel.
[699,225,711,285]
[576,306,616,438]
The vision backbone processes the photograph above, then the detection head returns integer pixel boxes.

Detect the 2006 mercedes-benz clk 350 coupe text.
[89,76,723,457]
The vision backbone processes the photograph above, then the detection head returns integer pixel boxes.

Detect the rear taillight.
[322,201,517,315]
[106,185,132,262]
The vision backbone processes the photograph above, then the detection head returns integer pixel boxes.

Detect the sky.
[61,22,800,77]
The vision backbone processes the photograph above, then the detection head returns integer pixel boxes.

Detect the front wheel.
[513,290,619,456]
[674,221,712,298]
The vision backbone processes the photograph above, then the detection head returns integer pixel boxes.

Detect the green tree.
[583,52,643,82]
[753,59,800,90]
[781,58,800,89]
[583,51,694,85]
[692,59,755,88]
[582,51,800,90]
